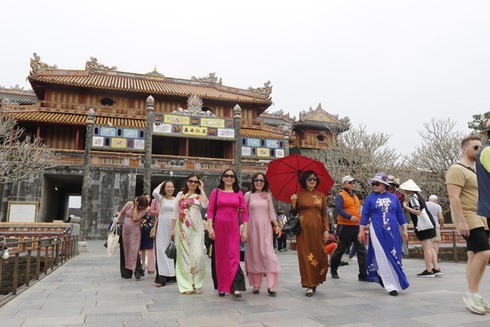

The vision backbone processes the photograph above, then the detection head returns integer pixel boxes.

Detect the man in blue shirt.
[477,120,490,229]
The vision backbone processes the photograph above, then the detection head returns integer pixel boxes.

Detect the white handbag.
[410,194,434,232]
[416,208,434,232]
[107,227,119,257]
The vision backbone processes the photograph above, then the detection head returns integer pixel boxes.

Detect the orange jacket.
[336,189,361,226]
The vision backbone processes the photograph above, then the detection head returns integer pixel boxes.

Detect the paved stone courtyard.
[1,241,490,326]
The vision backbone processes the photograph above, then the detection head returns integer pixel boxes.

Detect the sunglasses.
[371,182,381,187]
[187,180,200,185]
[306,177,318,182]
[253,178,265,183]
[473,145,481,151]
[223,174,236,179]
[346,181,355,184]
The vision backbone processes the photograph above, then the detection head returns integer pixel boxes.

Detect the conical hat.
[399,179,422,192]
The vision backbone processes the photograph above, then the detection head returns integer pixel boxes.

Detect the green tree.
[468,112,490,134]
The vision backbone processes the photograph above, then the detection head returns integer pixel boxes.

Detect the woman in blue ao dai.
[358,172,409,296]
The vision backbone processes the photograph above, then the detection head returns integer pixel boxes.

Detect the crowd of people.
[110,127,490,315]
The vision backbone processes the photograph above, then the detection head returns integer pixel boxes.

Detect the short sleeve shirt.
[446,164,487,230]
[425,202,442,228]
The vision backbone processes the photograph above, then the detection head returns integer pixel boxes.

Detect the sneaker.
[349,256,357,261]
[463,293,486,315]
[474,294,490,313]
[416,270,435,278]
[432,268,443,277]
[331,271,339,279]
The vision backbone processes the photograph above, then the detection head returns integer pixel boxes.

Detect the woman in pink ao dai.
[245,173,281,296]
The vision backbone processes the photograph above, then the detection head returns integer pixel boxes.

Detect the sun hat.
[387,175,400,186]
[368,172,390,186]
[341,175,356,184]
[399,179,422,192]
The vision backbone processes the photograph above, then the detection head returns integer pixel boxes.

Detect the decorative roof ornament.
[146,65,165,78]
[267,109,292,119]
[248,81,272,99]
[191,72,222,86]
[294,103,351,134]
[233,104,242,119]
[30,53,58,75]
[85,57,117,72]
[187,95,203,114]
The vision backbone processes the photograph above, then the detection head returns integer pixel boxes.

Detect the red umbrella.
[266,154,334,203]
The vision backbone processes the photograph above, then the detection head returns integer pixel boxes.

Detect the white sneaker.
[474,294,490,313]
[463,294,487,315]
[349,256,357,261]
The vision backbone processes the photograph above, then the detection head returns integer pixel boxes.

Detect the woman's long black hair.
[182,173,202,195]
[217,169,240,192]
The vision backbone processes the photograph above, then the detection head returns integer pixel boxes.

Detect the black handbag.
[165,240,176,260]
[282,216,301,236]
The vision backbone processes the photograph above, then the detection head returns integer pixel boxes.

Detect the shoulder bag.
[410,194,434,232]
[107,228,119,257]
[283,215,301,235]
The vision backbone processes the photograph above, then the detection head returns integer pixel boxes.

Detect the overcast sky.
[2,0,489,155]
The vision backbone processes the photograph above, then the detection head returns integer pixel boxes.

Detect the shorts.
[434,227,441,242]
[463,227,490,253]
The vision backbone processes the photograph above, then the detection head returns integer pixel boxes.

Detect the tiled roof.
[241,128,284,140]
[0,89,37,105]
[29,70,272,105]
[7,110,146,128]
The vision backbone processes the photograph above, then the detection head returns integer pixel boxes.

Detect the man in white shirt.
[426,195,444,259]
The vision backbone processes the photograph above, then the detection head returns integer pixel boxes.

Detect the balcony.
[53,150,268,175]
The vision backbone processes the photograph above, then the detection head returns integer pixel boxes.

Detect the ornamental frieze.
[30,53,58,75]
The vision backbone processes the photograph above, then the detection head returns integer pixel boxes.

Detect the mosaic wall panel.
[92,126,145,151]
[241,138,285,159]
[153,113,235,140]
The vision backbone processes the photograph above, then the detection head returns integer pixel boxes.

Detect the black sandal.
[267,288,277,297]
[233,291,242,299]
[252,288,260,294]
[218,292,225,297]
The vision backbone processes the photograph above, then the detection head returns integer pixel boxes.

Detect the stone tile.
[177,316,240,327]
[84,312,142,324]
[22,315,85,326]
[82,304,148,315]
[2,240,490,327]
[411,312,490,326]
